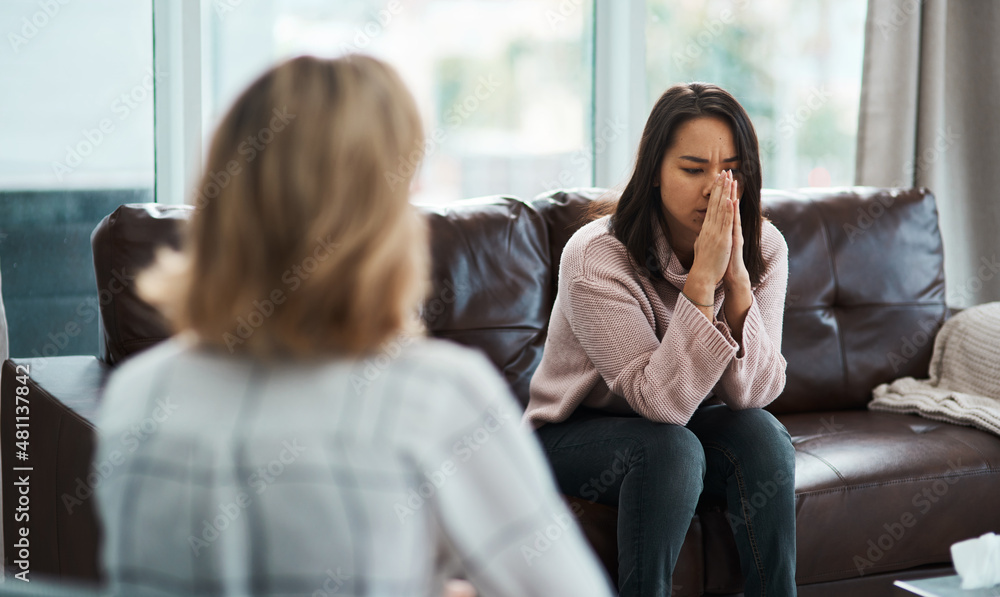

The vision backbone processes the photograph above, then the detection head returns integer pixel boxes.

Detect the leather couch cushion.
[91,204,192,366]
[1,356,109,581]
[701,410,1000,588]
[92,199,553,406]
[530,188,612,300]
[786,410,1000,583]
[765,188,947,413]
[92,188,947,414]
[421,196,552,406]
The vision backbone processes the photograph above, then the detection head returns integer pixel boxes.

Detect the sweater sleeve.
[410,353,615,597]
[715,226,789,409]
[564,269,739,426]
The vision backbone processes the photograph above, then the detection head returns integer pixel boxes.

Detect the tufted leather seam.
[797,449,848,484]
[801,555,953,582]
[106,209,123,364]
[54,408,65,573]
[794,469,998,496]
[785,300,945,311]
[433,326,544,333]
[812,200,851,402]
[937,430,996,471]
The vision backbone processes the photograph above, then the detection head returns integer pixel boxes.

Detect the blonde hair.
[142,55,428,358]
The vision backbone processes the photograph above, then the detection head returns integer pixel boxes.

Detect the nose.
[701,169,727,198]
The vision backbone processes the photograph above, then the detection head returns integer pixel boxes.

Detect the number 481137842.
[14,364,30,457]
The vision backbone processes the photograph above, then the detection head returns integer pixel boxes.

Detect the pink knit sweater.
[524,215,789,429]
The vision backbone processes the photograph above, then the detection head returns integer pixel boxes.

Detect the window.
[646,0,868,189]
[0,1,155,190]
[206,0,595,204]
[0,0,154,358]
[0,0,871,359]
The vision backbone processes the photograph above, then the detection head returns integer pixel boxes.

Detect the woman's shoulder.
[394,337,499,381]
[98,337,193,429]
[386,337,511,401]
[760,219,789,265]
[561,216,633,280]
[389,338,519,436]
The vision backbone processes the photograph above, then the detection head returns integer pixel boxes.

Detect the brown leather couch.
[4,187,999,595]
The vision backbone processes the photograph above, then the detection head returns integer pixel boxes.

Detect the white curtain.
[855,0,1000,307]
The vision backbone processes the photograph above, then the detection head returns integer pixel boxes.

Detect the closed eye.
[680,167,741,175]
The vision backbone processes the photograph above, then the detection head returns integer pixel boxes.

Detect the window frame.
[152,0,204,205]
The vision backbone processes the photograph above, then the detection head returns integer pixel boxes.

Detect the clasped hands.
[682,170,753,339]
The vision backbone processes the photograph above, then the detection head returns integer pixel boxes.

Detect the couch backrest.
[763,187,947,412]
[91,203,191,364]
[91,187,947,413]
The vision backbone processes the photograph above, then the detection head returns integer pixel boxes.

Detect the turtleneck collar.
[652,219,724,292]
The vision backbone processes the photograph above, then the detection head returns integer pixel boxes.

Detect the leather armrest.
[1,357,109,583]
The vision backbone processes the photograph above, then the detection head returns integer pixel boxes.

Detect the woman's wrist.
[723,284,753,349]
[682,272,716,320]
[724,279,752,303]
[684,270,716,305]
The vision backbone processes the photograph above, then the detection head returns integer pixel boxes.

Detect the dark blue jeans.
[536,405,797,597]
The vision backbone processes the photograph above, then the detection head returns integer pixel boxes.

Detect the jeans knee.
[738,409,795,474]
[623,424,706,484]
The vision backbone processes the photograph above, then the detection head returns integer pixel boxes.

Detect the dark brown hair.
[609,83,766,285]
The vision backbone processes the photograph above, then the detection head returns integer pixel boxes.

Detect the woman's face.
[656,116,741,248]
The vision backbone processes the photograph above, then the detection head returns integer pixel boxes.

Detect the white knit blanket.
[869,302,1000,436]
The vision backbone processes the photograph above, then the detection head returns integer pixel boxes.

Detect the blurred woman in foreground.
[94,55,613,597]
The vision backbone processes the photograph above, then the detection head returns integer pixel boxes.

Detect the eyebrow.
[679,155,740,163]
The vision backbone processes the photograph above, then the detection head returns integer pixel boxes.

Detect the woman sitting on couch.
[93,55,614,597]
[525,84,797,596]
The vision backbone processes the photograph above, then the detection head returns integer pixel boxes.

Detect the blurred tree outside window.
[206,0,595,205]
[647,0,867,189]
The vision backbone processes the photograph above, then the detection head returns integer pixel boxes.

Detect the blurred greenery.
[646,0,866,189]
